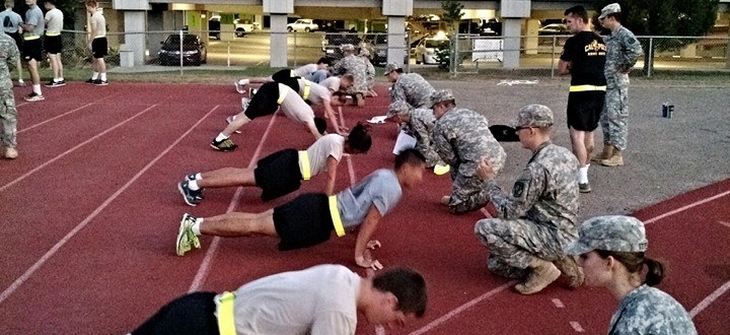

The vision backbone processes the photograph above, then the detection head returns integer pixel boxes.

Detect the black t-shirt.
[560,31,607,86]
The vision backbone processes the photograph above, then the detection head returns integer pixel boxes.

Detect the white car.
[287,19,319,32]
[414,37,450,64]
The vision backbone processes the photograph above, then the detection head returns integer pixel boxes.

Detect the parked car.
[234,18,256,37]
[322,31,361,61]
[538,23,569,35]
[158,33,207,66]
[414,37,449,65]
[287,19,319,32]
[208,16,257,39]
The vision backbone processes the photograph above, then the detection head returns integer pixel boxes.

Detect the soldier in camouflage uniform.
[432,89,506,214]
[358,49,377,97]
[384,63,435,109]
[595,3,642,167]
[473,104,582,295]
[0,32,19,159]
[565,215,698,334]
[387,100,448,172]
[331,44,368,106]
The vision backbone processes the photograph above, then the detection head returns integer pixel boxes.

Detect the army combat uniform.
[387,100,444,168]
[331,54,367,98]
[0,33,19,155]
[389,72,435,109]
[608,285,697,335]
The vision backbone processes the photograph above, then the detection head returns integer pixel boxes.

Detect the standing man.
[19,0,43,101]
[44,0,64,87]
[431,89,506,214]
[0,25,19,159]
[473,104,582,295]
[0,0,24,87]
[127,264,428,335]
[595,3,642,167]
[384,63,435,109]
[558,5,606,193]
[86,0,108,85]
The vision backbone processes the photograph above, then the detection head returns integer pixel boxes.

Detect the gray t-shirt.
[337,169,402,227]
[301,133,344,177]
[0,9,22,34]
[228,264,360,335]
[24,5,43,38]
[293,63,318,77]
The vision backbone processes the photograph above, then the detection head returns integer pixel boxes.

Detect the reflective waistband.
[328,195,345,237]
[302,80,311,101]
[277,84,288,104]
[298,150,311,180]
[45,32,61,36]
[23,35,40,41]
[217,292,236,335]
[569,85,607,92]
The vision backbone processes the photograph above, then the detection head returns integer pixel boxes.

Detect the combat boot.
[553,255,584,289]
[514,257,561,295]
[600,146,623,167]
[591,144,613,162]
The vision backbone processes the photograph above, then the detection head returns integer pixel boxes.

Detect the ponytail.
[643,258,665,286]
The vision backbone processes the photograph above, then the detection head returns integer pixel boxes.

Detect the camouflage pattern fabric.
[565,215,648,255]
[474,142,579,275]
[331,54,367,94]
[609,285,697,335]
[406,107,444,168]
[602,25,642,151]
[433,107,506,214]
[389,73,435,109]
[0,33,19,147]
[360,56,375,91]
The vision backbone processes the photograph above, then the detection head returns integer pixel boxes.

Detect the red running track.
[0,83,727,334]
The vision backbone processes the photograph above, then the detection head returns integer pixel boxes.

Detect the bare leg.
[96,57,107,74]
[198,167,256,188]
[569,127,588,167]
[221,112,252,137]
[584,131,595,161]
[49,53,63,79]
[28,59,40,85]
[200,209,278,237]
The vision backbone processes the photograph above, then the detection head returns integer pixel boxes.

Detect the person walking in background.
[86,0,108,85]
[0,0,23,87]
[558,5,606,193]
[474,104,582,295]
[594,3,642,167]
[564,215,698,334]
[0,27,19,159]
[19,0,43,101]
[43,0,64,87]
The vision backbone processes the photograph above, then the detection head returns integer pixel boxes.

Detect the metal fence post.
[179,29,184,75]
[227,41,231,67]
[550,36,557,78]
[450,33,456,77]
[647,37,653,78]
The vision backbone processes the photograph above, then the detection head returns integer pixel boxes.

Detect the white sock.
[100,73,107,81]
[92,72,99,80]
[191,218,203,236]
[57,77,64,82]
[215,133,228,142]
[578,166,589,184]
[33,84,41,95]
[238,78,249,86]
[194,173,202,180]
[188,180,200,191]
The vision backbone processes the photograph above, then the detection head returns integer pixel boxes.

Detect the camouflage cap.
[430,89,455,107]
[599,3,621,20]
[564,215,648,255]
[340,44,355,52]
[358,48,371,57]
[511,104,554,128]
[383,63,402,75]
[386,100,411,118]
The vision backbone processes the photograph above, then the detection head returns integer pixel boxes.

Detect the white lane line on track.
[188,110,280,292]
[690,280,730,318]
[0,104,218,305]
[717,221,730,229]
[0,103,158,193]
[18,93,121,133]
[569,321,585,332]
[643,190,730,225]
[551,298,565,308]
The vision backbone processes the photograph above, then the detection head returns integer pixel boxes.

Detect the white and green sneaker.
[176,213,201,256]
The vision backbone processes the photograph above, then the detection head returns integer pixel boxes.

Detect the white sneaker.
[241,97,250,111]
[4,146,18,159]
[234,79,249,94]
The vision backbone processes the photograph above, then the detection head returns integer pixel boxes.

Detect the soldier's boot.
[553,255,584,289]
[355,93,365,107]
[514,257,561,295]
[591,143,613,163]
[600,145,624,167]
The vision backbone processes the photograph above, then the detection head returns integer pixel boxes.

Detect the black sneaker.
[93,79,108,86]
[45,80,66,87]
[85,78,95,84]
[177,181,203,206]
[185,173,204,198]
[24,92,45,102]
[210,138,238,152]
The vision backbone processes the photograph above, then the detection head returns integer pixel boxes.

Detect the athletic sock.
[92,72,99,80]
[33,84,41,95]
[194,173,202,180]
[100,73,107,81]
[191,218,203,235]
[188,180,200,191]
[215,133,228,142]
[578,166,589,184]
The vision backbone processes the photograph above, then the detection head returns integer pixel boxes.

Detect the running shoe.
[178,180,203,206]
[24,92,44,102]
[210,138,238,152]
[176,213,201,256]
[234,78,249,93]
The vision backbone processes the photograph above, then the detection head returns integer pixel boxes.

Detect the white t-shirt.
[306,81,332,106]
[302,134,345,177]
[228,264,360,335]
[279,83,316,129]
[319,76,341,92]
[44,8,63,35]
[293,63,319,77]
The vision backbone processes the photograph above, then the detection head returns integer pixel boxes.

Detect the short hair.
[317,57,331,66]
[314,117,327,135]
[345,122,372,153]
[4,0,13,8]
[86,0,98,7]
[394,148,426,170]
[341,74,354,83]
[372,267,427,317]
[564,5,588,23]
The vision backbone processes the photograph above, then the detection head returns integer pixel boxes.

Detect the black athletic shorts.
[130,292,220,335]
[567,90,605,131]
[92,37,108,59]
[254,148,303,201]
[244,82,281,119]
[44,34,62,54]
[22,38,43,62]
[271,70,302,93]
[273,193,334,251]
[6,32,22,48]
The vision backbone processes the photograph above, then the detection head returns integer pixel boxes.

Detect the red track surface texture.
[1,83,728,335]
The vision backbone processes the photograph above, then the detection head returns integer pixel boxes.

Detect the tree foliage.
[440,0,464,33]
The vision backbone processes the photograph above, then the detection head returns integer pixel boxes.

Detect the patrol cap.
[511,104,554,128]
[340,44,355,52]
[430,89,455,107]
[359,48,371,57]
[599,3,621,20]
[383,63,402,75]
[386,100,411,118]
[564,215,649,255]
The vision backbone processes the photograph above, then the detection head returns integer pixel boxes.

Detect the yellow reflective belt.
[302,80,311,101]
[569,85,607,92]
[23,35,40,41]
[45,32,61,36]
[277,84,288,104]
[328,195,345,237]
[94,35,106,39]
[298,150,311,180]
[217,292,236,335]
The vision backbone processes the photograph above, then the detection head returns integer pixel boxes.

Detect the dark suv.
[359,33,388,65]
[321,31,361,61]
[158,33,207,66]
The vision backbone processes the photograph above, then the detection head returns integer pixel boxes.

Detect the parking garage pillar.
[500,0,531,68]
[263,0,293,68]
[113,0,150,66]
[382,0,412,66]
